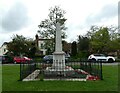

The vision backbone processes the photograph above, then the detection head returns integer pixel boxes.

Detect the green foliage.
[34,58,42,62]
[77,35,90,58]
[90,27,110,53]
[70,51,88,61]
[38,6,67,39]
[86,26,120,56]
[43,40,54,54]
[38,6,67,51]
[7,34,35,56]
[78,51,89,59]
[71,41,77,56]
[39,73,44,81]
[29,45,36,58]
[0,65,2,93]
[78,35,89,51]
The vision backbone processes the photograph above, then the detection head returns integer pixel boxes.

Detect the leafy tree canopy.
[7,34,35,57]
[86,25,120,53]
[37,6,67,52]
[38,6,67,39]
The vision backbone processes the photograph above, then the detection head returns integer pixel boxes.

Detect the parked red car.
[14,56,32,64]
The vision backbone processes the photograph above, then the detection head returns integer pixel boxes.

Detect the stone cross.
[45,22,74,75]
[52,22,65,71]
[55,22,62,52]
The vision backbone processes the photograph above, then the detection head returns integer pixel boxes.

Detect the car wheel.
[92,58,96,62]
[108,59,113,63]
[46,60,50,64]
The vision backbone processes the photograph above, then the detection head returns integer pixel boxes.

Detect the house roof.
[1,42,9,47]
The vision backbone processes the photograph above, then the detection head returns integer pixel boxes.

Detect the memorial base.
[44,66,74,76]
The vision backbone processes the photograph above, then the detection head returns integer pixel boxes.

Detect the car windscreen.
[94,54,106,57]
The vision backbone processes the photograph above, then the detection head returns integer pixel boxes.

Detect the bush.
[78,51,89,59]
[115,58,120,62]
[69,51,89,61]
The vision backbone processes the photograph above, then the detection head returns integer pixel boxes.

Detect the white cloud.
[0,0,119,46]
[2,2,30,32]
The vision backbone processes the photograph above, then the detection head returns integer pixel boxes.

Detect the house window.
[40,51,43,55]
[4,49,6,52]
[41,43,44,49]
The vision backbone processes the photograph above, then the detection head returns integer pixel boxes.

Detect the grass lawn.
[0,65,2,93]
[2,64,118,92]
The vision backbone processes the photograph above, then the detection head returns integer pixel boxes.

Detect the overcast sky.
[0,0,119,46]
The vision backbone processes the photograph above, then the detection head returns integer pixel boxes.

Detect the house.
[0,42,9,55]
[35,34,72,56]
[35,34,53,55]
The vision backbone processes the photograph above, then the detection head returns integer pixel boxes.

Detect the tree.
[62,40,71,53]
[7,34,35,57]
[77,35,89,51]
[86,25,120,55]
[38,6,67,52]
[107,26,120,57]
[29,43,36,58]
[90,27,110,53]
[77,35,90,58]
[71,41,77,56]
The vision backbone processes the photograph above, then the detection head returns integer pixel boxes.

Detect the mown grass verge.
[2,64,118,92]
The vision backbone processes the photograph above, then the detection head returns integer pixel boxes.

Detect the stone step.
[23,70,40,81]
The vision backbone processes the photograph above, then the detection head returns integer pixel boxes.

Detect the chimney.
[35,34,39,47]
